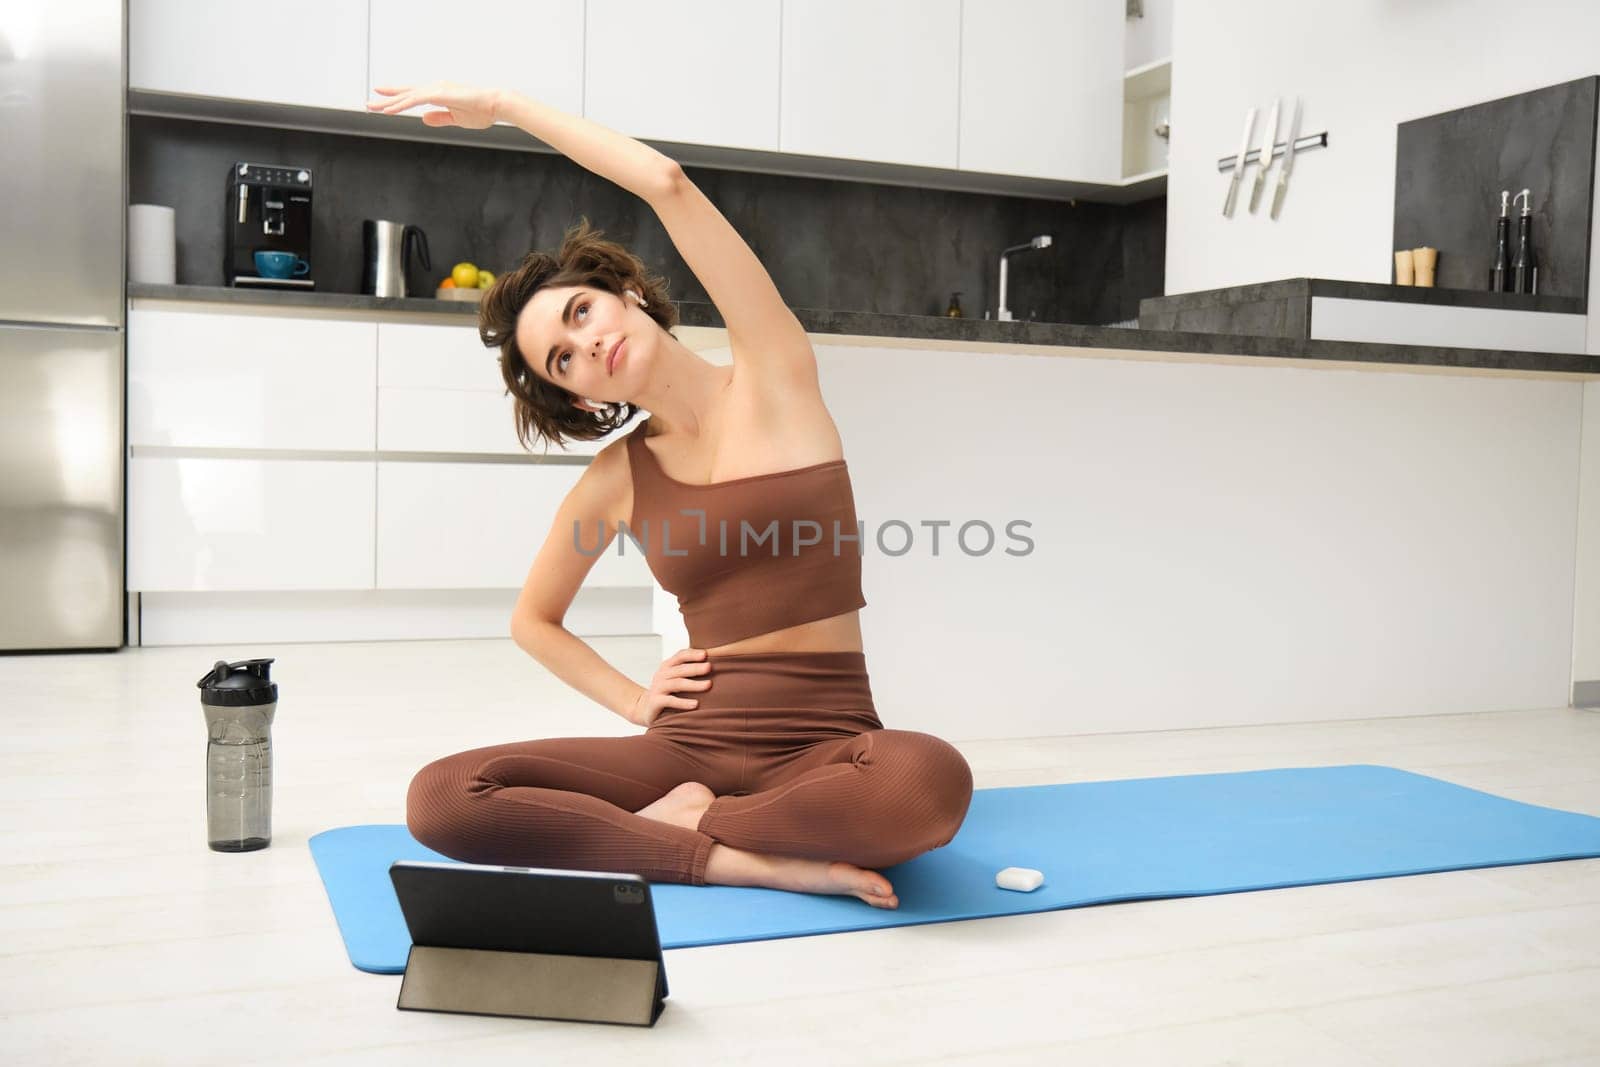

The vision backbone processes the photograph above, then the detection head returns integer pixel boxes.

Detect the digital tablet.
[389,860,669,1025]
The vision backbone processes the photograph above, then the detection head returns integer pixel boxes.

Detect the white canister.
[128,204,177,285]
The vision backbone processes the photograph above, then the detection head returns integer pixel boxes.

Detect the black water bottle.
[1489,190,1511,292]
[200,658,278,852]
[1511,188,1537,294]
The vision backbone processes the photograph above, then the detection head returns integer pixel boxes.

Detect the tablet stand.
[396,944,663,1026]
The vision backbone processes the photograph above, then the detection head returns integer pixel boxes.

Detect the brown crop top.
[624,418,867,647]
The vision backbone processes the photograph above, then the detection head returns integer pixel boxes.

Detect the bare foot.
[773,858,900,910]
[644,786,901,910]
[635,781,715,832]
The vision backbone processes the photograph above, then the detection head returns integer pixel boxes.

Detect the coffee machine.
[224,162,315,289]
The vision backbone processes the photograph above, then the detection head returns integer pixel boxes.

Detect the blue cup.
[254,251,310,279]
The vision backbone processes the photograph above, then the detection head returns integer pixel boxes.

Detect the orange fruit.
[438,278,456,289]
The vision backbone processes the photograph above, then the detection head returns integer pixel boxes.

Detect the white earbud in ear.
[628,290,648,308]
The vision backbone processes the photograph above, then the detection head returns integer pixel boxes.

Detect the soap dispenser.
[1511,188,1537,294]
[945,291,964,318]
[1489,190,1511,292]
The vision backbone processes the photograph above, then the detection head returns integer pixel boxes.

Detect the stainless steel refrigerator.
[0,2,126,651]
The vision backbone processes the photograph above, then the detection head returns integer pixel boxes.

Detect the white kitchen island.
[126,286,1600,737]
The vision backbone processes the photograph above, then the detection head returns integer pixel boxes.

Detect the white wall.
[1165,2,1600,700]
[1165,0,1600,349]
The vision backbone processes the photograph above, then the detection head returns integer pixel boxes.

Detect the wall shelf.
[1121,169,1169,198]
[1122,58,1172,181]
[1124,57,1172,102]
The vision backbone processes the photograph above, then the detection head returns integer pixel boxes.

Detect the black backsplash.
[1393,76,1597,297]
[130,116,1164,326]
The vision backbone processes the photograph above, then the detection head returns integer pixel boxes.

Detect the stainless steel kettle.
[362,219,432,298]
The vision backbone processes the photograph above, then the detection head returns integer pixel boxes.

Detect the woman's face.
[517,284,646,407]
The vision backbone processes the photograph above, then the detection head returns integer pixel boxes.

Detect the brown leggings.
[405,650,973,886]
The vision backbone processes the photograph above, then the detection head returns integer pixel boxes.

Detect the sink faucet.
[998,235,1052,321]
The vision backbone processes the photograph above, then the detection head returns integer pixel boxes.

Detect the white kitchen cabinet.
[369,0,585,121]
[377,322,521,455]
[379,388,528,456]
[378,322,500,393]
[959,0,1124,183]
[585,0,781,151]
[376,322,622,456]
[128,307,376,451]
[129,0,368,111]
[780,0,961,169]
[376,462,651,590]
[1124,0,1173,72]
[128,458,375,592]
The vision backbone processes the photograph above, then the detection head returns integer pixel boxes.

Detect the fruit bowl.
[436,287,486,303]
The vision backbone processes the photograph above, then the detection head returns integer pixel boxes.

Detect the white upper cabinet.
[129,0,368,111]
[132,0,1137,189]
[959,0,1124,183]
[369,0,585,120]
[780,0,962,169]
[1124,0,1173,71]
[585,0,781,151]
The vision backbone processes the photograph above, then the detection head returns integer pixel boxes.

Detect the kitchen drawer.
[129,307,376,451]
[377,322,613,456]
[378,321,500,391]
[376,462,652,590]
[378,389,529,456]
[128,457,375,592]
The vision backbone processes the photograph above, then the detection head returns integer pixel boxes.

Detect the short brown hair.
[479,217,678,450]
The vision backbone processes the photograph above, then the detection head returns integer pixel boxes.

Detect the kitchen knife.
[1222,107,1257,217]
[1270,96,1303,220]
[1248,97,1280,213]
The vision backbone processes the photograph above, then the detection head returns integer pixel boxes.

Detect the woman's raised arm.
[367,82,679,203]
[368,82,818,391]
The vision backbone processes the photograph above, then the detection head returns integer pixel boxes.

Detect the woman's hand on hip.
[630,648,711,728]
[366,82,502,129]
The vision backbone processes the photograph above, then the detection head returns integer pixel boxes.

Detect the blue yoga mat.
[309,764,1600,974]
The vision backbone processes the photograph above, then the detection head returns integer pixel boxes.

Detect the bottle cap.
[198,658,278,707]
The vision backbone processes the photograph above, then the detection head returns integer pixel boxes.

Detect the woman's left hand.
[366,82,502,129]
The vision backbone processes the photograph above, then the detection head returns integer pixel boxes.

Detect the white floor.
[2,636,1598,1066]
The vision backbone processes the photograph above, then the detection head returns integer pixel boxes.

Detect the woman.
[371,82,973,910]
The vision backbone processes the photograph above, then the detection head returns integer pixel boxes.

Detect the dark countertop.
[1138,277,1588,353]
[128,283,1600,377]
[1142,277,1585,315]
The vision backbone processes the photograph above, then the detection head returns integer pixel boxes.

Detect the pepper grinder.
[1511,189,1538,294]
[1489,190,1512,292]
